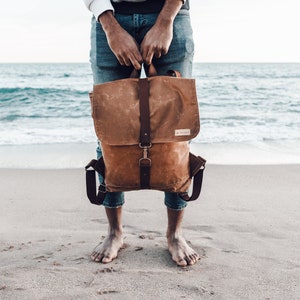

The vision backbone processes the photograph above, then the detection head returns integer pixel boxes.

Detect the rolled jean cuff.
[164,193,188,210]
[102,192,125,208]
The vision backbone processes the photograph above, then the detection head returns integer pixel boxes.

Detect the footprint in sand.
[96,290,120,295]
[185,225,216,233]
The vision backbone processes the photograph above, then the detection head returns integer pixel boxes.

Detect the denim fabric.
[89,11,194,209]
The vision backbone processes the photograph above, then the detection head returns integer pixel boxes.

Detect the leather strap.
[138,78,151,146]
[85,153,206,205]
[85,158,106,205]
[138,78,151,189]
[178,153,206,201]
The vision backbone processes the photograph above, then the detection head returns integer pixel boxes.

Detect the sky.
[0,0,300,63]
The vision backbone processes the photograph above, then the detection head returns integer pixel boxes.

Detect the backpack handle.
[130,64,180,78]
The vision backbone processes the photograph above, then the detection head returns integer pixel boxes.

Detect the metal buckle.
[98,183,107,194]
[139,157,152,167]
[139,142,152,149]
[139,143,152,166]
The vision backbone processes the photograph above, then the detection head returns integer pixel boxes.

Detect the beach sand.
[0,165,299,299]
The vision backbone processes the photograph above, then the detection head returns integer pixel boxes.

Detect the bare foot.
[91,233,123,263]
[167,234,200,267]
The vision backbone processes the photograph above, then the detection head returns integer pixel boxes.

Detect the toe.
[176,257,188,267]
[90,252,96,260]
[102,255,113,264]
[188,253,200,265]
[91,252,103,262]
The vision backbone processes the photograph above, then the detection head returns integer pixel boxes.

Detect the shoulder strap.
[85,158,107,205]
[85,153,206,205]
[179,153,206,201]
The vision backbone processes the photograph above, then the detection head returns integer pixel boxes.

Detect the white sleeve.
[83,0,114,20]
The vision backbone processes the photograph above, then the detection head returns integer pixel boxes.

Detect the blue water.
[0,63,299,146]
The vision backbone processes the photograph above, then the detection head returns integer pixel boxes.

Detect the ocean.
[0,63,299,167]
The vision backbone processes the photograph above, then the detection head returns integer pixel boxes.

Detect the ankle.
[108,226,123,237]
[166,229,182,241]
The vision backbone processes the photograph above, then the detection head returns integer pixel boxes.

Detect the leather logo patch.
[175,129,191,136]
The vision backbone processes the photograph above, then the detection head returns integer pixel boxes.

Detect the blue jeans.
[89,11,194,210]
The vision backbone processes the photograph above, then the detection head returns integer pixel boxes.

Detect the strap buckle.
[139,144,152,167]
[98,183,107,194]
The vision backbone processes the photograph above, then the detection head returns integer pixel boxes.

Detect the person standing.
[83,0,199,267]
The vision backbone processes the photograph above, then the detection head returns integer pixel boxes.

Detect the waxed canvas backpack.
[85,66,206,205]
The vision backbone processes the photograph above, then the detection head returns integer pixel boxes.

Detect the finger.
[118,51,132,67]
[130,59,142,70]
[140,42,153,65]
[130,53,143,70]
[144,50,154,65]
[116,55,126,66]
[161,47,168,56]
[154,50,162,59]
[123,57,132,67]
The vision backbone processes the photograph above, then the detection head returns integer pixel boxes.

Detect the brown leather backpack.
[85,67,206,205]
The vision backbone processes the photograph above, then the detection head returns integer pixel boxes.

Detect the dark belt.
[112,0,189,15]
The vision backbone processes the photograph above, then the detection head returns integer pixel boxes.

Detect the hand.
[99,11,143,70]
[140,22,173,65]
[140,0,183,65]
[106,26,143,70]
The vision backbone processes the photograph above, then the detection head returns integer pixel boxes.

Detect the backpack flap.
[90,76,200,146]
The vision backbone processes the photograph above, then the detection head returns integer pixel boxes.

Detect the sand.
[0,165,299,299]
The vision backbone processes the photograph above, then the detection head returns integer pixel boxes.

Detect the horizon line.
[1,61,300,64]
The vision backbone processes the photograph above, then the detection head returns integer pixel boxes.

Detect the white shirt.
[83,0,148,19]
